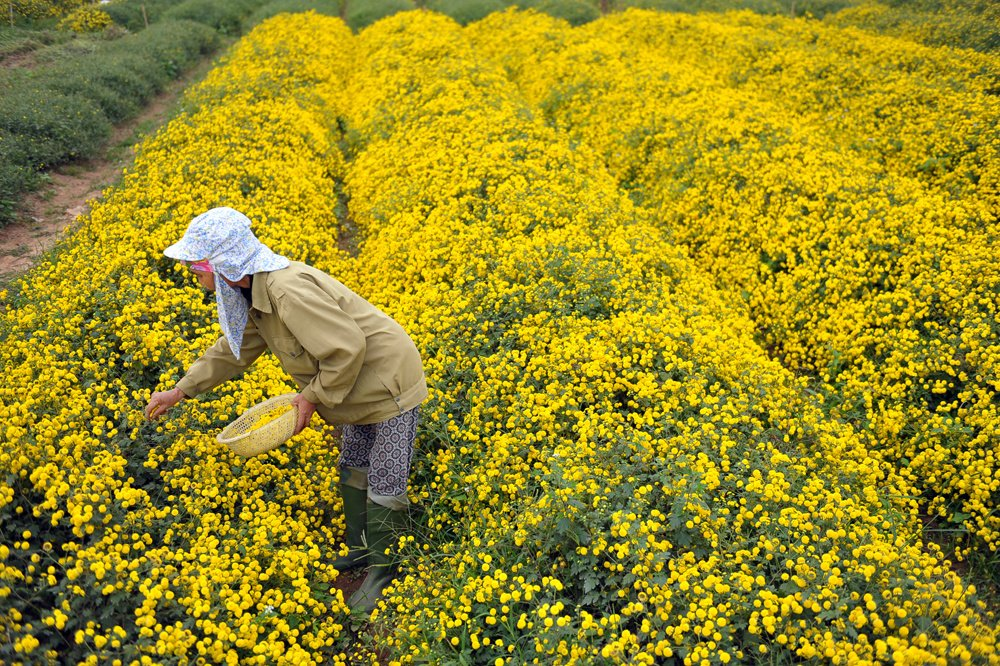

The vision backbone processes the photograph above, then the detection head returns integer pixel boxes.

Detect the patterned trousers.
[339,405,420,509]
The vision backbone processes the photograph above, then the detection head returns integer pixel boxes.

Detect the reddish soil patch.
[0,55,218,282]
[333,567,366,601]
[0,48,39,69]
[0,162,111,277]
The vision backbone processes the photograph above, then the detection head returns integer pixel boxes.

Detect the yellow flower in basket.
[216,393,299,457]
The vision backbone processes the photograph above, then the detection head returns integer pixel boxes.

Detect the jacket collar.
[250,273,273,314]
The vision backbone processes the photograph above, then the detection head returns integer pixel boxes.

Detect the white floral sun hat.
[165,207,289,358]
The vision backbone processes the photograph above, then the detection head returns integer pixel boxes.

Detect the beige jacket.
[176,261,427,425]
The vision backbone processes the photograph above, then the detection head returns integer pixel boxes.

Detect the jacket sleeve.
[275,280,366,409]
[175,318,268,397]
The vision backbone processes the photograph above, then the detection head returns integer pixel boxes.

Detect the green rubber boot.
[330,484,368,571]
[348,501,409,614]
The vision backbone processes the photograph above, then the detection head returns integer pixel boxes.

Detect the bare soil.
[0,48,38,69]
[0,55,218,282]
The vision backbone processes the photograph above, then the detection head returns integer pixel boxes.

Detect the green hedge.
[245,0,345,28]
[615,0,860,16]
[346,0,418,30]
[616,0,781,11]
[826,2,1000,52]
[515,0,601,24]
[0,26,69,63]
[100,0,192,31]
[0,92,110,172]
[427,0,507,24]
[162,0,273,35]
[0,19,218,228]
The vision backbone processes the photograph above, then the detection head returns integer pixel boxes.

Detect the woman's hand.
[291,393,317,435]
[144,388,186,420]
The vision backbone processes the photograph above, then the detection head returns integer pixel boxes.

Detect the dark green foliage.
[882,0,995,12]
[28,20,217,122]
[42,58,162,123]
[427,0,507,24]
[516,0,601,25]
[616,0,859,17]
[0,90,112,219]
[100,0,192,31]
[245,0,345,28]
[791,0,861,18]
[0,146,39,223]
[0,26,69,63]
[162,0,272,35]
[827,1,1000,53]
[0,93,110,170]
[346,0,418,31]
[617,0,783,13]
[129,18,220,76]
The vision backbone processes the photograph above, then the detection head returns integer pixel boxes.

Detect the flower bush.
[335,10,997,664]
[466,8,1000,560]
[56,7,115,33]
[0,13,356,665]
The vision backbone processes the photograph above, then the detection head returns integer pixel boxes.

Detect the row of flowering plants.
[824,1,1000,55]
[0,13,360,665]
[464,8,1000,561]
[1,7,998,665]
[328,10,998,664]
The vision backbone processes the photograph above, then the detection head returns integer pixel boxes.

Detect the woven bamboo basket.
[217,393,298,457]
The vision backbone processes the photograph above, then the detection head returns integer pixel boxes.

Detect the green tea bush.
[792,0,864,18]
[0,92,110,174]
[162,0,271,35]
[0,139,38,222]
[42,57,162,122]
[30,20,216,122]
[618,0,780,13]
[882,0,995,12]
[100,0,191,31]
[128,18,219,76]
[517,0,601,24]
[0,26,68,63]
[428,0,507,25]
[616,0,861,16]
[245,0,344,28]
[346,0,418,31]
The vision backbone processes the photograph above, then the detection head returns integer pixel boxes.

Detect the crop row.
[826,1,1000,54]
[332,11,998,664]
[0,13,356,665]
[466,8,1000,559]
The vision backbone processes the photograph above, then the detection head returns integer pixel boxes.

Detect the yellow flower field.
[465,8,1000,558]
[1,8,998,666]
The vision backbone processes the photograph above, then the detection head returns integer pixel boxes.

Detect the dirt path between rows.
[0,54,220,283]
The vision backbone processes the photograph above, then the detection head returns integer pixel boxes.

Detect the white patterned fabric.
[164,207,289,358]
[340,406,420,509]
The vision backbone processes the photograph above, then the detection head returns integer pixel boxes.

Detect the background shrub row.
[0,0,281,228]
[335,12,998,662]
